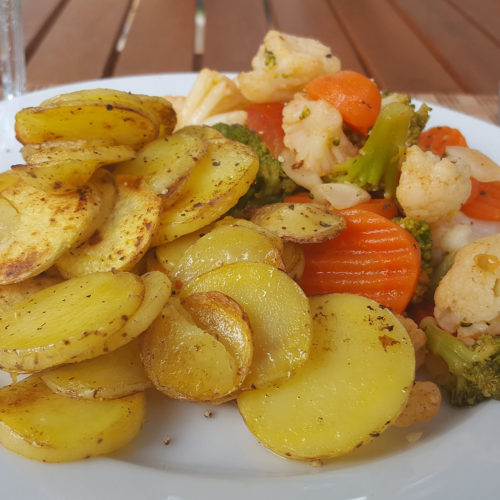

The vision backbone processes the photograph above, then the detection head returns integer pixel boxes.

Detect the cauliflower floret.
[434,233,500,341]
[396,145,471,223]
[310,182,370,209]
[236,30,341,103]
[176,69,249,130]
[282,93,357,179]
[431,211,500,263]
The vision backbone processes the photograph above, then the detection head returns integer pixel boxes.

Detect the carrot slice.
[305,70,381,135]
[283,192,313,203]
[246,102,286,157]
[461,178,500,221]
[298,208,421,313]
[418,126,467,157]
[351,198,399,218]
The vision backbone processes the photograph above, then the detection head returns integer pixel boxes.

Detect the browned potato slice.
[71,270,172,361]
[151,138,258,245]
[41,338,151,400]
[182,291,253,398]
[0,171,20,191]
[154,224,214,279]
[11,158,103,193]
[0,375,145,462]
[238,293,415,461]
[173,222,284,289]
[182,262,312,389]
[0,272,63,314]
[141,297,240,401]
[176,124,225,141]
[281,241,305,280]
[21,140,135,165]
[0,272,144,372]
[56,175,162,277]
[113,133,206,205]
[0,181,101,284]
[249,202,346,243]
[16,89,160,149]
[135,94,177,137]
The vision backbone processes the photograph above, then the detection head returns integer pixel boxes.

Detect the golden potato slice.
[21,140,135,165]
[113,133,206,205]
[173,222,284,289]
[281,241,305,280]
[0,181,101,284]
[151,138,258,245]
[249,202,346,243]
[0,375,145,462]
[0,272,63,314]
[16,89,160,149]
[154,224,214,279]
[135,94,177,137]
[237,293,415,461]
[176,124,225,141]
[70,270,172,361]
[141,297,240,401]
[41,338,151,400]
[11,158,103,193]
[182,262,312,389]
[0,271,144,372]
[182,291,253,398]
[0,171,20,191]
[56,175,162,277]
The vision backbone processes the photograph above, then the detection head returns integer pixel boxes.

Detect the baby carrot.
[305,70,381,135]
[418,126,467,157]
[461,178,500,221]
[298,208,421,313]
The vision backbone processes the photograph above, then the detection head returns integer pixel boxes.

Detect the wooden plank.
[26,0,131,89]
[269,0,365,74]
[203,0,269,72]
[113,0,196,76]
[329,0,462,93]
[393,0,500,93]
[448,0,500,46]
[22,0,65,60]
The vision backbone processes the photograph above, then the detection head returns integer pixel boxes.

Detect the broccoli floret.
[421,317,500,404]
[212,123,298,212]
[325,102,413,198]
[381,92,431,146]
[392,216,433,303]
[440,373,486,407]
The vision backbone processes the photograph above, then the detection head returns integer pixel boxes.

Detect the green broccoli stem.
[328,101,413,198]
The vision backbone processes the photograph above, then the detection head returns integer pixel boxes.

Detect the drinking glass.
[0,0,25,100]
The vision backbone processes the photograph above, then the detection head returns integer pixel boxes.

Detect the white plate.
[0,74,499,500]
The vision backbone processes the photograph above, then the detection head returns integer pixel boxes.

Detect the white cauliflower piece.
[396,145,471,223]
[431,211,500,263]
[434,233,500,341]
[311,182,370,209]
[282,93,357,179]
[176,69,249,130]
[236,30,341,103]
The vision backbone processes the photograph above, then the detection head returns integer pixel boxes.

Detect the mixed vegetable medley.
[0,30,499,464]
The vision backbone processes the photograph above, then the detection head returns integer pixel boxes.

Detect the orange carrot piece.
[351,198,399,218]
[305,70,381,135]
[461,178,500,221]
[298,208,421,313]
[283,192,313,203]
[418,126,467,157]
[246,102,286,157]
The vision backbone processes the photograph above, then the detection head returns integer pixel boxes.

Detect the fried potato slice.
[0,272,144,372]
[113,133,206,205]
[21,140,135,165]
[42,338,151,400]
[141,297,241,401]
[182,291,253,399]
[173,221,284,289]
[56,175,162,277]
[151,137,258,244]
[0,375,145,462]
[70,270,171,361]
[281,241,305,280]
[134,94,177,137]
[0,181,101,284]
[237,293,415,461]
[11,158,103,193]
[182,261,312,389]
[15,89,160,149]
[0,272,63,314]
[249,202,346,243]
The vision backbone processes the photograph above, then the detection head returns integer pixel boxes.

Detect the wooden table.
[19,0,500,123]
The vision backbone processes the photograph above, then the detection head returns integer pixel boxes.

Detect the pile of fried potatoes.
[0,88,416,464]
